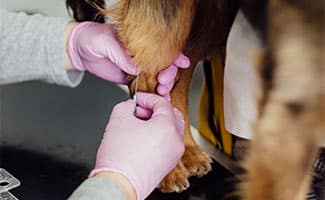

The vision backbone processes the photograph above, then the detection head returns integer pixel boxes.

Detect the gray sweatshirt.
[0,9,127,200]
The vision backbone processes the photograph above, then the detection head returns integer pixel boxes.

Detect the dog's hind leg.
[240,0,324,199]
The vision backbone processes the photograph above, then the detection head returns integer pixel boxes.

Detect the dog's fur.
[239,1,324,199]
[67,0,324,199]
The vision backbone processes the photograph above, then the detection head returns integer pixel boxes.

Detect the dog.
[66,0,324,199]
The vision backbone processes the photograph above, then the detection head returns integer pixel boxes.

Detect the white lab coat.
[224,12,325,147]
[224,11,262,139]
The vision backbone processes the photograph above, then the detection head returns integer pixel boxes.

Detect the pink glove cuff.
[89,166,142,200]
[68,22,93,71]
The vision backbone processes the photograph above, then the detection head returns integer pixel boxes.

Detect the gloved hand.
[157,53,190,100]
[68,22,138,83]
[68,22,190,89]
[90,92,185,200]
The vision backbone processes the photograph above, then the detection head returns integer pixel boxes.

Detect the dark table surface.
[1,146,239,200]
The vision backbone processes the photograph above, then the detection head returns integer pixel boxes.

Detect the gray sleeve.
[0,9,84,87]
[68,177,127,200]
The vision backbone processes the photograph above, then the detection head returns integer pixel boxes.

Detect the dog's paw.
[158,161,190,193]
[182,145,213,177]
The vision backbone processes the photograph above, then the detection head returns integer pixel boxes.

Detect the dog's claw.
[182,145,213,177]
[158,161,190,193]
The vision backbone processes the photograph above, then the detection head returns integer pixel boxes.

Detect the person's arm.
[68,172,134,200]
[0,9,84,87]
[0,8,190,95]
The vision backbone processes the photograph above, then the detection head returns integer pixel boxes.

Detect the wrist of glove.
[67,22,88,72]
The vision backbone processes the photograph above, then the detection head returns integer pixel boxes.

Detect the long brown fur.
[66,0,325,198]
[109,0,195,74]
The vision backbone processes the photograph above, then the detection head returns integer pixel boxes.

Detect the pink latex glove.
[157,53,190,100]
[90,92,185,200]
[68,22,138,83]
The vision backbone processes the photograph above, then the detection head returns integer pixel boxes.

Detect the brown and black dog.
[66,0,324,199]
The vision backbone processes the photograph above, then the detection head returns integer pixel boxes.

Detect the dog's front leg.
[158,61,212,193]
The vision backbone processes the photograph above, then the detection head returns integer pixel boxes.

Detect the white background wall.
[0,0,69,17]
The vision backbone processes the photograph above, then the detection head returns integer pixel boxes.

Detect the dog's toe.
[182,145,213,177]
[158,161,190,193]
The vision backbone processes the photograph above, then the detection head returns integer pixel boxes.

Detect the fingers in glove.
[105,39,139,76]
[135,92,173,121]
[173,108,185,136]
[163,94,171,102]
[158,65,177,85]
[88,60,128,83]
[173,53,190,69]
[134,106,153,120]
[111,100,136,115]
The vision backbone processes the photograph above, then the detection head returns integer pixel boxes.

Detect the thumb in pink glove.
[68,22,138,83]
[90,92,185,200]
[157,53,190,100]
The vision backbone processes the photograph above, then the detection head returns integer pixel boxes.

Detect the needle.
[133,74,139,115]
